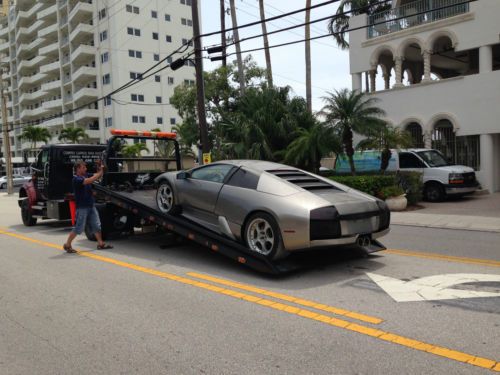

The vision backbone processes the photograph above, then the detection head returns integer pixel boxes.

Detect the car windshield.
[416,150,449,167]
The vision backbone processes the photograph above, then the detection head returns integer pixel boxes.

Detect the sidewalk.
[391,192,500,233]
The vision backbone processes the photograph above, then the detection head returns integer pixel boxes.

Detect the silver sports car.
[155,160,390,260]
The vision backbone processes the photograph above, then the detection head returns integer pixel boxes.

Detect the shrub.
[329,175,396,197]
[379,185,405,200]
[396,171,423,205]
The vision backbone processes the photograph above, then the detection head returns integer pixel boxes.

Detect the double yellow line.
[1,228,499,372]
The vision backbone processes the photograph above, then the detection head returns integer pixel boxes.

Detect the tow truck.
[19,130,299,273]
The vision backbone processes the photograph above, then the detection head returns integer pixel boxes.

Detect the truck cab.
[19,144,106,226]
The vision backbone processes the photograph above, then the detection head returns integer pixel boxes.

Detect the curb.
[390,221,500,233]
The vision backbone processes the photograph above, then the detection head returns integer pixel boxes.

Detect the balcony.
[37,3,57,21]
[41,80,62,92]
[72,66,96,84]
[15,27,29,42]
[38,23,58,40]
[75,108,99,123]
[40,61,61,75]
[73,87,98,103]
[39,41,59,57]
[26,20,44,36]
[0,26,8,38]
[27,37,47,52]
[70,44,95,64]
[86,129,101,139]
[0,41,9,53]
[68,2,93,25]
[69,23,94,44]
[19,90,49,104]
[367,0,470,39]
[17,55,46,72]
[18,72,47,89]
[0,55,10,65]
[42,98,63,110]
[45,117,64,128]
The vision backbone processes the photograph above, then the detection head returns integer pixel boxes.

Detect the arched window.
[403,43,424,84]
[431,119,455,163]
[406,122,424,148]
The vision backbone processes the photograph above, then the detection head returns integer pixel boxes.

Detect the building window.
[154,75,160,82]
[99,30,108,41]
[157,117,163,124]
[131,94,145,102]
[132,115,139,123]
[104,96,112,106]
[152,32,158,40]
[99,8,106,20]
[180,0,192,5]
[184,79,195,86]
[156,96,162,103]
[101,52,109,63]
[151,10,157,18]
[166,35,172,43]
[127,27,141,36]
[165,14,171,21]
[126,5,139,14]
[130,72,142,80]
[170,118,176,125]
[139,116,146,123]
[104,117,113,127]
[168,77,174,85]
[129,50,142,58]
[167,57,173,63]
[181,18,187,25]
[182,38,193,46]
[102,74,111,85]
[154,54,160,61]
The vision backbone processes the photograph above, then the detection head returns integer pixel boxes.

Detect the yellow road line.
[1,228,499,372]
[385,249,500,268]
[187,272,382,324]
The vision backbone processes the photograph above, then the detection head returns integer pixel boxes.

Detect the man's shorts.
[72,207,101,235]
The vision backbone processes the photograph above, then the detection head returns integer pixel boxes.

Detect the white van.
[335,149,479,202]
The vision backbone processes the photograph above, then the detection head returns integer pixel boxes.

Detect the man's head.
[74,160,87,176]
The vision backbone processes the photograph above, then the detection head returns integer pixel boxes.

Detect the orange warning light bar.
[110,129,177,139]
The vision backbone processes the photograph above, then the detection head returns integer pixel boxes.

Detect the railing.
[368,0,469,38]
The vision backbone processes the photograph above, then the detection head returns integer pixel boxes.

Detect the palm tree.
[19,125,51,153]
[58,127,88,144]
[229,0,245,94]
[357,124,413,173]
[305,0,312,112]
[320,89,386,175]
[121,143,150,157]
[327,0,391,49]
[285,121,341,173]
[258,0,273,86]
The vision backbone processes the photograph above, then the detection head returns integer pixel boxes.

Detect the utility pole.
[0,68,13,195]
[220,0,227,67]
[229,0,245,94]
[191,0,210,161]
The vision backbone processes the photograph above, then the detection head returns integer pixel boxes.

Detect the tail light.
[310,206,341,240]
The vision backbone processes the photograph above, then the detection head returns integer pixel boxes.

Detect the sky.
[199,0,350,112]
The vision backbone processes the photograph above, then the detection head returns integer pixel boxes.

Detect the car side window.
[399,153,425,168]
[225,167,260,189]
[190,164,235,183]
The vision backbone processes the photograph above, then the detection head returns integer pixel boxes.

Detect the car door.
[176,164,235,230]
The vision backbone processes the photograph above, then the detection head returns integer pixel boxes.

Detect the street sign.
[202,153,211,164]
[367,273,500,302]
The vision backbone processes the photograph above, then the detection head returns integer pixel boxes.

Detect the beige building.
[0,0,196,159]
[348,0,500,192]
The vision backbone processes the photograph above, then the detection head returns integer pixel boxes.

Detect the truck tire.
[424,182,445,202]
[21,199,37,226]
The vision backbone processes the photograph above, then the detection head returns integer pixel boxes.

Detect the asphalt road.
[0,193,499,374]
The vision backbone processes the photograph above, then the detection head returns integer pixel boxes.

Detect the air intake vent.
[267,169,338,191]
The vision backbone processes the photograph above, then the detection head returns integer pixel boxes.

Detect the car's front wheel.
[156,181,181,215]
[243,212,288,260]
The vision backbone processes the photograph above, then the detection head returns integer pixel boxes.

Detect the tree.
[327,0,391,49]
[19,125,51,152]
[357,124,413,173]
[121,143,150,157]
[58,127,88,144]
[305,0,312,112]
[259,0,273,86]
[320,89,386,175]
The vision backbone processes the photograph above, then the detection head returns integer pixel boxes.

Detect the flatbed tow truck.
[20,130,383,274]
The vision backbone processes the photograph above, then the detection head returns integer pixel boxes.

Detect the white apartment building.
[348,0,500,193]
[0,0,196,160]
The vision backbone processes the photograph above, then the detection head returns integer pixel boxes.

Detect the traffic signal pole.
[1,68,13,195]
[191,0,210,163]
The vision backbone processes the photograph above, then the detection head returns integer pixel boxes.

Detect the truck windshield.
[416,150,449,167]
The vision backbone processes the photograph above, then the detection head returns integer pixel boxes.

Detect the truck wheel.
[424,183,445,202]
[1,183,5,189]
[156,181,181,215]
[21,199,37,226]
[243,212,288,261]
[85,224,97,241]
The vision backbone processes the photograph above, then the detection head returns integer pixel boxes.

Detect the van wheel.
[424,183,445,202]
[21,199,37,226]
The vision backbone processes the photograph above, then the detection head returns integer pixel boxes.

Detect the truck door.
[33,148,50,200]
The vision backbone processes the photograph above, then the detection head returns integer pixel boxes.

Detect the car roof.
[212,160,293,172]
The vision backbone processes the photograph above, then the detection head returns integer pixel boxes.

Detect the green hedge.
[329,171,423,205]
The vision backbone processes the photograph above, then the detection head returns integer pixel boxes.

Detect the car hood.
[432,165,475,173]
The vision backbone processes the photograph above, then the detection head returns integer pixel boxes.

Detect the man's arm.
[83,164,104,185]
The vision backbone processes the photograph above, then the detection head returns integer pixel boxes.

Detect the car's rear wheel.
[21,199,37,226]
[243,212,288,260]
[424,182,445,202]
[156,181,180,215]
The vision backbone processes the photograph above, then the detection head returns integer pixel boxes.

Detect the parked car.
[335,149,479,202]
[0,174,31,189]
[155,160,390,260]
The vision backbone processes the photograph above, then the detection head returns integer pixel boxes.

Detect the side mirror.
[176,171,190,180]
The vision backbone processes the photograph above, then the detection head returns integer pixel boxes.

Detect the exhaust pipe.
[357,235,371,247]
[356,235,386,254]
